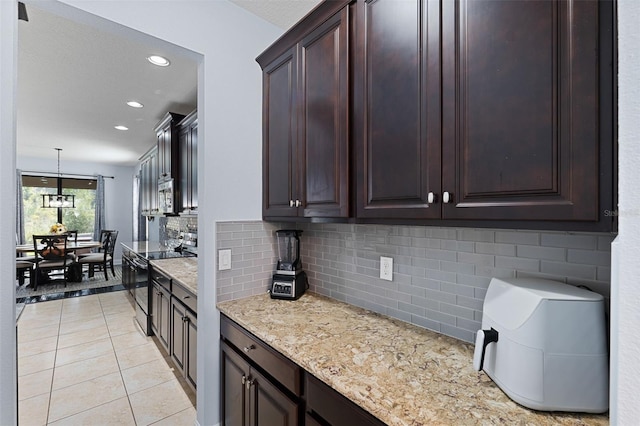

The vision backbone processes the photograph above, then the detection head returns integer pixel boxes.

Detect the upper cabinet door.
[262,47,299,218]
[299,8,350,218]
[355,0,442,219]
[441,0,601,222]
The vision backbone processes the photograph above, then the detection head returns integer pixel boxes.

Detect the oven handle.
[125,255,148,271]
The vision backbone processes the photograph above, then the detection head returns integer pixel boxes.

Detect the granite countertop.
[121,240,168,254]
[217,293,608,426]
[149,257,198,295]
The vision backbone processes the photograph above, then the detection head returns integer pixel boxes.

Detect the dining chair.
[78,230,117,280]
[64,230,78,243]
[32,234,75,291]
[16,260,33,286]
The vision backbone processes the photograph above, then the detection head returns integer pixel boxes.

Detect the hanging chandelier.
[42,148,75,209]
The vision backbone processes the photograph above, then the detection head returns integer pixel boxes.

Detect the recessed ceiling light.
[126,101,144,108]
[147,55,170,67]
[115,125,129,131]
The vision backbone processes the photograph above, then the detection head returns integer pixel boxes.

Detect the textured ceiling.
[230,0,322,30]
[17,1,321,167]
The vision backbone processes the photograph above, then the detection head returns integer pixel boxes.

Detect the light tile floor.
[17,290,196,426]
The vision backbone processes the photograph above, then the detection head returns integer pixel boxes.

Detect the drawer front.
[306,374,385,426]
[150,269,171,291]
[220,315,301,396]
[172,281,197,313]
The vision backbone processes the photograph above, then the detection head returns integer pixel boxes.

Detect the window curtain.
[93,174,105,240]
[16,169,25,244]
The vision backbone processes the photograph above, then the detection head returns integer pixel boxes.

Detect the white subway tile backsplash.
[217,221,612,344]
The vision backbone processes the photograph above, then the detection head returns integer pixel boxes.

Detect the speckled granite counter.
[217,293,608,426]
[149,257,198,294]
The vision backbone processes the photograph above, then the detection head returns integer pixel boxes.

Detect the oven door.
[124,252,151,335]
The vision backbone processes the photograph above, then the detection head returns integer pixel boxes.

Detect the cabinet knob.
[427,192,436,204]
[289,200,295,208]
[245,378,254,390]
[295,199,301,207]
[241,375,246,385]
[243,344,255,353]
[443,192,452,204]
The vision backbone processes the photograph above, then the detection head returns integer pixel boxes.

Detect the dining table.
[16,240,102,254]
[16,240,103,285]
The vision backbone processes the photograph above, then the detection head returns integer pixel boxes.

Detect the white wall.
[0,2,18,424]
[611,0,640,423]
[17,155,136,263]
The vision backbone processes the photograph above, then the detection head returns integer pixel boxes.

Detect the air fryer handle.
[473,328,499,371]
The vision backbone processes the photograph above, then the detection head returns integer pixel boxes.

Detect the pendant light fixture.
[42,148,75,209]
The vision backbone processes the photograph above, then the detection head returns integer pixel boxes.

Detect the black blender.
[270,229,308,300]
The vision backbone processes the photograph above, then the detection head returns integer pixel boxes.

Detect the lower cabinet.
[149,265,197,391]
[150,280,171,353]
[221,341,298,426]
[171,295,197,391]
[220,314,384,426]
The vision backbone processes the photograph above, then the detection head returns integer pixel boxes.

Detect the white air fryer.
[473,277,609,413]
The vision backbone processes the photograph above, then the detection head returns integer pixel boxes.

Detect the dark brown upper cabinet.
[178,110,198,214]
[140,146,158,216]
[354,0,614,230]
[154,112,185,215]
[258,2,351,219]
[440,0,611,225]
[155,112,185,183]
[260,0,615,231]
[354,0,442,220]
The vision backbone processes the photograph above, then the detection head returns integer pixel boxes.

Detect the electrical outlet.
[380,256,393,281]
[218,249,232,271]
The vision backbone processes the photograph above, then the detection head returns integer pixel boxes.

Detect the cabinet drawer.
[150,269,171,291]
[172,281,196,313]
[220,315,302,396]
[306,374,385,426]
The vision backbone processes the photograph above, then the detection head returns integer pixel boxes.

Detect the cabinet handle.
[183,295,190,300]
[295,199,301,207]
[289,200,295,207]
[243,344,255,353]
[443,192,452,204]
[427,192,436,204]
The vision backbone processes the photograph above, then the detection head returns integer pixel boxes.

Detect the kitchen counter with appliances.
[121,238,197,335]
[217,293,608,425]
[148,257,197,294]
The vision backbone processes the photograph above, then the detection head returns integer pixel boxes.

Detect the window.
[22,175,96,238]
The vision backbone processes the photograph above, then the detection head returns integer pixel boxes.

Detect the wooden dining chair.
[64,230,78,243]
[16,260,33,286]
[32,234,75,291]
[78,230,117,280]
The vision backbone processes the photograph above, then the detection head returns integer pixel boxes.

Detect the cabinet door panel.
[442,0,599,221]
[300,9,349,217]
[263,48,298,217]
[160,287,170,350]
[249,368,298,426]
[190,122,198,210]
[355,0,441,219]
[179,126,190,210]
[186,310,197,390]
[221,342,249,426]
[171,298,186,373]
